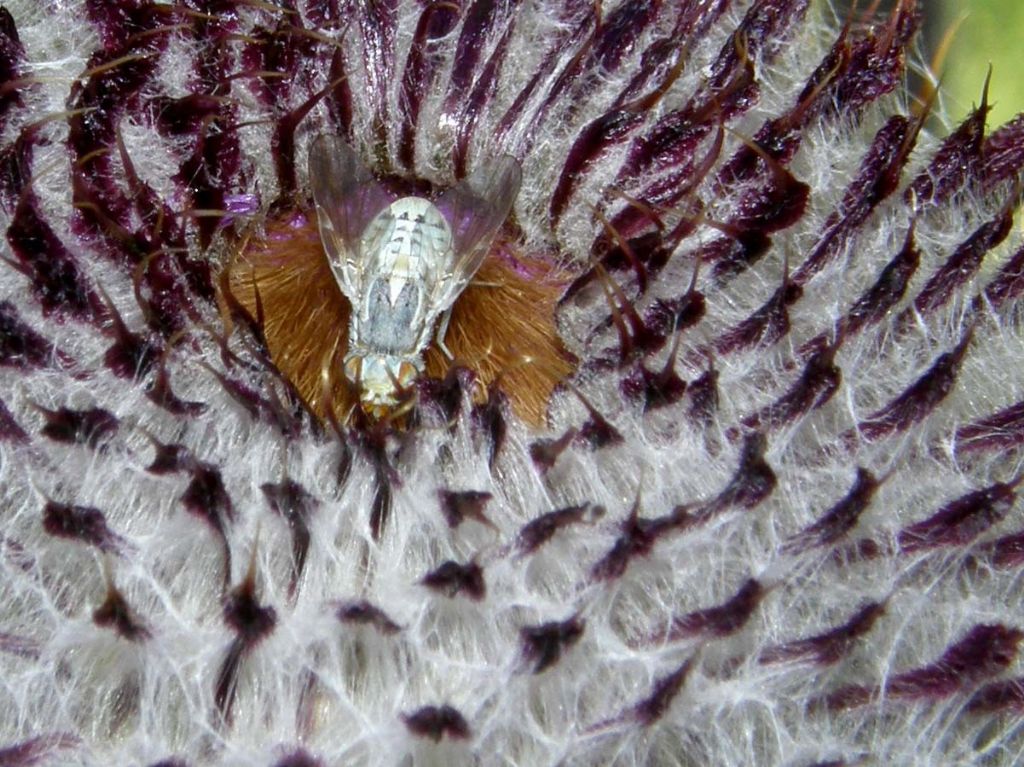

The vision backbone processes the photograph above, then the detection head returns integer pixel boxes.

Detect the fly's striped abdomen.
[361,198,453,305]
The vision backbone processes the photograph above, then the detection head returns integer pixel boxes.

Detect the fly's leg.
[436,308,455,360]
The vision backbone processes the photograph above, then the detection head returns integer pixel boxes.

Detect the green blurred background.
[936,0,1024,126]
[832,0,1023,127]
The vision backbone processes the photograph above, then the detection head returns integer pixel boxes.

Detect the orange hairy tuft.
[224,213,574,427]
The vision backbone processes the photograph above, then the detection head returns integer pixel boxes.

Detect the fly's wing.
[308,135,394,301]
[431,155,522,311]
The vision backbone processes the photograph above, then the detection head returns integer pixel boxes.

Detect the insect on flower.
[309,136,522,416]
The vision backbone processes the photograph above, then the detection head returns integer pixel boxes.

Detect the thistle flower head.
[2,1,1024,765]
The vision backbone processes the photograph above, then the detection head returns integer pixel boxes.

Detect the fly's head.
[344,352,420,416]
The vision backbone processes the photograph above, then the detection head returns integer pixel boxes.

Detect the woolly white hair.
[1,1,1022,765]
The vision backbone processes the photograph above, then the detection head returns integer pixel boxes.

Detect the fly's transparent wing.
[431,155,522,309]
[308,135,394,299]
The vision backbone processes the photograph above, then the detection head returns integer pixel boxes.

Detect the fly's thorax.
[344,351,422,409]
[354,277,427,354]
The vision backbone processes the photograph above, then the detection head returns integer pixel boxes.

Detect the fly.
[309,135,522,415]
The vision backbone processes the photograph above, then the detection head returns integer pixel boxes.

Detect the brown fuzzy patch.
[224,212,574,427]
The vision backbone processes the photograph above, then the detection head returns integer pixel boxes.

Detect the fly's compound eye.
[344,357,362,383]
[397,361,418,389]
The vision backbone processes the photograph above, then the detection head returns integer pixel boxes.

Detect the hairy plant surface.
[1,1,1023,765]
